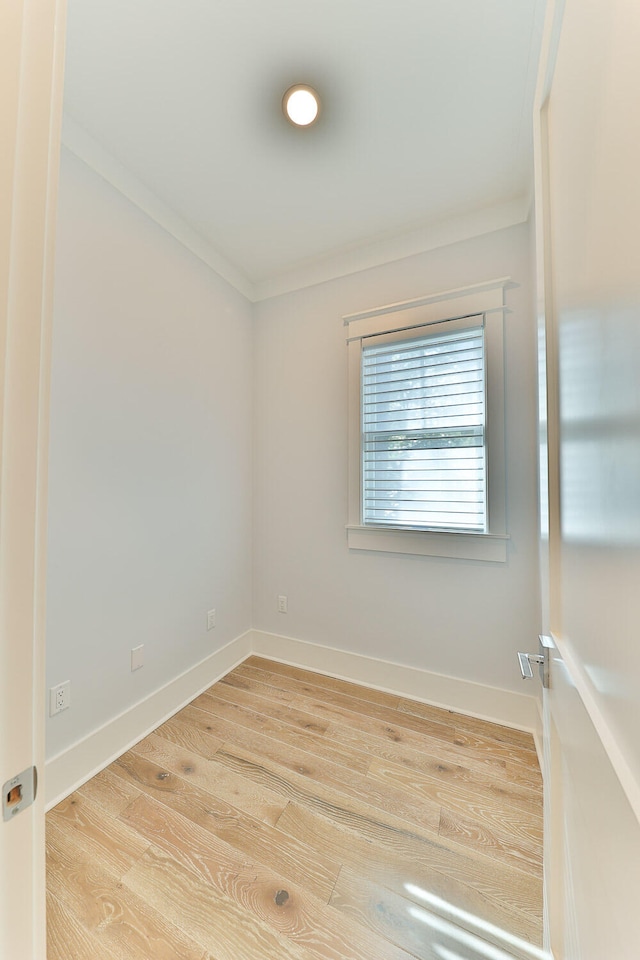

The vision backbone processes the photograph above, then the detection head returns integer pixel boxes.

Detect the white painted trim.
[346,525,509,562]
[533,696,544,775]
[343,277,513,326]
[254,196,530,302]
[45,627,540,808]
[249,630,540,733]
[55,125,531,304]
[0,0,66,954]
[344,294,510,343]
[346,282,508,560]
[61,115,255,302]
[551,631,640,826]
[45,631,252,810]
[534,0,567,113]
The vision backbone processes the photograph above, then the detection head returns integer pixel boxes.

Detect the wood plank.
[209,677,331,734]
[185,708,441,835]
[229,666,542,791]
[283,688,480,756]
[438,806,542,875]
[47,792,150,879]
[112,747,339,902]
[153,713,222,759]
[152,712,225,757]
[287,690,539,783]
[75,766,143,817]
[328,720,543,814]
[128,732,288,826]
[243,657,403,710]
[120,793,417,960]
[241,661,537,761]
[46,890,119,960]
[47,661,543,956]
[123,844,316,960]
[395,696,538,753]
[367,758,543,852]
[276,802,543,941]
[239,663,540,770]
[329,867,542,960]
[192,693,369,773]
[221,667,298,702]
[119,794,248,887]
[234,664,452,745]
[245,661,539,770]
[46,818,209,960]
[328,867,449,960]
[506,759,544,791]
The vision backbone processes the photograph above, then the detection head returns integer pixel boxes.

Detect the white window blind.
[361,316,486,532]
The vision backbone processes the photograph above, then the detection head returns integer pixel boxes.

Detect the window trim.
[345,278,511,562]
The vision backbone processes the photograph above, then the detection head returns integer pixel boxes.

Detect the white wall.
[45,149,253,760]
[253,223,540,694]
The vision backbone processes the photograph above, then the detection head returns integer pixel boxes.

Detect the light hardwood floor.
[46,657,544,960]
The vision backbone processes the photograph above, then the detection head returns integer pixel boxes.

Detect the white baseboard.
[46,628,540,807]
[45,631,252,810]
[249,630,539,733]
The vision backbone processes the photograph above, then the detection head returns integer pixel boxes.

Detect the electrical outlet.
[277,595,288,614]
[49,681,70,717]
[131,644,144,671]
[207,609,216,630]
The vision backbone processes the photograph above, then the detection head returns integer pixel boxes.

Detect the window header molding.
[343,277,514,343]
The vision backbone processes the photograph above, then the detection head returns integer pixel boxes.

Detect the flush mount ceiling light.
[282,84,321,127]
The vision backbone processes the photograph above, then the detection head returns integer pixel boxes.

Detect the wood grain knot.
[274,890,290,907]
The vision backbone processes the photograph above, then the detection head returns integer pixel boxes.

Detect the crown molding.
[61,114,530,304]
[253,196,530,301]
[61,114,256,301]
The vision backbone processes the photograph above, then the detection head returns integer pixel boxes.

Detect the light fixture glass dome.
[283,85,321,127]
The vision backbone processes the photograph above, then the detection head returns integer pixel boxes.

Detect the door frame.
[0,0,66,955]
[532,1,566,955]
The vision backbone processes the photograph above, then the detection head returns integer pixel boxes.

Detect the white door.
[534,0,640,956]
[0,0,66,956]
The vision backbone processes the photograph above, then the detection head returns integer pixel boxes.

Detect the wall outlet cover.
[49,681,70,716]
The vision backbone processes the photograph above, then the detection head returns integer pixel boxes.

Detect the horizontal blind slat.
[362,322,486,532]
[363,361,483,382]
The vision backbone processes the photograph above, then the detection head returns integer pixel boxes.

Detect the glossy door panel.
[535,0,640,954]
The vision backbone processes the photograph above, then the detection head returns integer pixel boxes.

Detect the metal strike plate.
[539,634,554,688]
[3,766,37,822]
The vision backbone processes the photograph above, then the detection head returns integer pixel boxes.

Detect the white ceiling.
[62,0,545,299]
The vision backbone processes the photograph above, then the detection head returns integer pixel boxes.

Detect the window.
[362,316,486,532]
[346,279,510,561]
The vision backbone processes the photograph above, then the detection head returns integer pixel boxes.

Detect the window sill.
[346,524,509,562]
